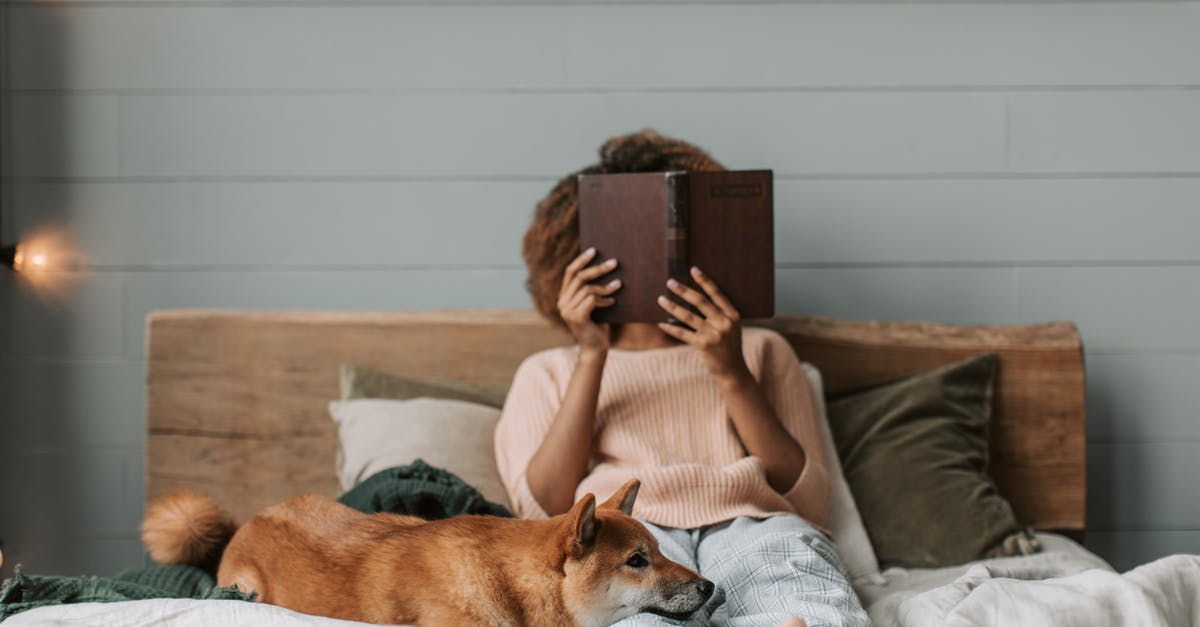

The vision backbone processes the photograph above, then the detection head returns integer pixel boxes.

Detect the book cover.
[578,169,773,324]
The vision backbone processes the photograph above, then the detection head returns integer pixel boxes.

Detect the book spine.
[666,172,689,283]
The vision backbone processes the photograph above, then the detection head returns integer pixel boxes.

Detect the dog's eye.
[625,553,648,569]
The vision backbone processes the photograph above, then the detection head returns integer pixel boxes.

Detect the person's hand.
[656,266,749,383]
[558,247,620,353]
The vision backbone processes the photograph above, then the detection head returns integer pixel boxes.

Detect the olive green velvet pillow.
[827,353,1038,569]
[339,363,509,407]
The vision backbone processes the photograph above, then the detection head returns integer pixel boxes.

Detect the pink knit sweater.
[493,326,831,531]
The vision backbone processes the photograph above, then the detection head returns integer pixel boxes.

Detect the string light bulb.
[1,243,18,271]
[2,243,44,273]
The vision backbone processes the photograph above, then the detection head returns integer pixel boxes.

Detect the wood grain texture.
[146,309,1085,530]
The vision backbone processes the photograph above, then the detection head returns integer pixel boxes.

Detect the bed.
[8,310,1198,626]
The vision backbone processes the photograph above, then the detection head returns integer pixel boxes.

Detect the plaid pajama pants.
[612,514,870,627]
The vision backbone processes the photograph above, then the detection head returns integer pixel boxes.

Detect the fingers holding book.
[558,247,621,351]
[656,266,747,381]
[687,266,741,322]
[659,267,742,331]
[564,248,619,297]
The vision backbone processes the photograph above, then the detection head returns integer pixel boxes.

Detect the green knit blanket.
[0,564,254,621]
[0,459,512,621]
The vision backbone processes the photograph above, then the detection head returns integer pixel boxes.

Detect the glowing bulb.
[2,228,84,300]
[7,244,55,273]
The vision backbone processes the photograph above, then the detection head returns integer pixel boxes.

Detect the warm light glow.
[9,230,81,273]
[11,243,52,273]
[5,226,86,300]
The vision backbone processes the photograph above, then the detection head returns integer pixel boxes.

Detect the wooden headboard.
[146,310,1086,531]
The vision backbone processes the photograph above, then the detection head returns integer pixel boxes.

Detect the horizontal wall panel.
[13,4,1200,90]
[777,178,1200,264]
[1087,353,1200,442]
[776,267,1019,325]
[116,92,1005,178]
[0,273,126,359]
[13,178,1200,268]
[11,181,539,267]
[1088,442,1200,531]
[10,95,119,179]
[1010,93,1200,173]
[53,91,1200,179]
[567,3,1200,88]
[122,269,533,357]
[1085,530,1200,574]
[1018,267,1200,352]
[0,449,142,540]
[0,360,145,452]
[11,5,566,91]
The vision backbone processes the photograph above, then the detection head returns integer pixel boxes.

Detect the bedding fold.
[897,553,1200,627]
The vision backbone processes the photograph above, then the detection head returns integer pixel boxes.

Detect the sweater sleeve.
[753,329,833,530]
[492,351,563,520]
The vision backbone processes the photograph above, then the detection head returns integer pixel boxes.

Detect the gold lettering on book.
[711,183,764,198]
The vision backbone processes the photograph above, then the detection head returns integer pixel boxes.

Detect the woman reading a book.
[494,128,869,627]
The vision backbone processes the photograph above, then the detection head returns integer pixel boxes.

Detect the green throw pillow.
[827,353,1037,569]
[339,363,509,408]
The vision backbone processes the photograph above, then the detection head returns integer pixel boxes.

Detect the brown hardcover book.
[578,169,774,324]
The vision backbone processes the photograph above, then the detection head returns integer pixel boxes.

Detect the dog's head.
[557,479,714,627]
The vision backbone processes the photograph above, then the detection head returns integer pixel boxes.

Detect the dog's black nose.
[697,579,715,599]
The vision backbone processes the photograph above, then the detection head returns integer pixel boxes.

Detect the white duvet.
[6,534,1199,627]
[856,533,1200,627]
[895,554,1200,627]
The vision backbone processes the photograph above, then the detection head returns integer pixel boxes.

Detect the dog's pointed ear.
[565,493,597,557]
[598,479,640,516]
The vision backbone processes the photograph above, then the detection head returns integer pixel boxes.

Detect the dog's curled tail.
[141,490,237,572]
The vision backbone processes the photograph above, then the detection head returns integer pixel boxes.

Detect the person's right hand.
[557,247,620,352]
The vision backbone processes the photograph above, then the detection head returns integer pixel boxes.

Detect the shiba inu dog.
[142,479,713,626]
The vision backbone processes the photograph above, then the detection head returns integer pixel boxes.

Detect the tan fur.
[142,479,712,626]
[141,490,236,572]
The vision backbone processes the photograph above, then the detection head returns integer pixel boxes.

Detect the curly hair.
[521,128,728,330]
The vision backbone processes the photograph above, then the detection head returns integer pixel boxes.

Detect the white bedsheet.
[2,598,384,627]
[854,532,1200,627]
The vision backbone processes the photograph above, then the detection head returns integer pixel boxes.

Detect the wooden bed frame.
[145,309,1086,532]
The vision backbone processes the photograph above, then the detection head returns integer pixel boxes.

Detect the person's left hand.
[656,266,750,384]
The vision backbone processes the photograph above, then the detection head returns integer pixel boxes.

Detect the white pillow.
[801,362,885,585]
[328,397,513,509]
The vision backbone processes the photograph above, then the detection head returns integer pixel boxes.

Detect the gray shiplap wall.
[2,1,1199,577]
